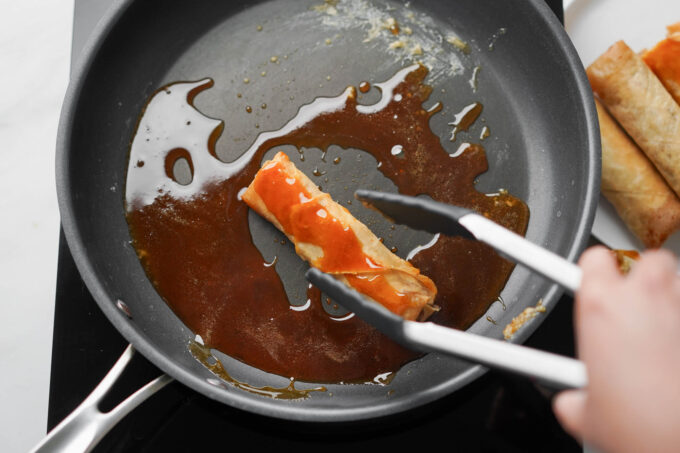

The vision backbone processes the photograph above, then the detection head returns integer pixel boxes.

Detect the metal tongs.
[306,190,587,389]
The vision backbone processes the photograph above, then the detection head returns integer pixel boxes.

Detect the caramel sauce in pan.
[125,64,529,383]
[449,102,483,142]
[189,341,326,399]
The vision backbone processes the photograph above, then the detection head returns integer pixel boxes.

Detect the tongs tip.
[353,190,475,239]
[305,267,407,340]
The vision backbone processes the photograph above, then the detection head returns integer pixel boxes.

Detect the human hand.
[553,246,680,453]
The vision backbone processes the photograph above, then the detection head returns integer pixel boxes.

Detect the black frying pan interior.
[57,0,599,421]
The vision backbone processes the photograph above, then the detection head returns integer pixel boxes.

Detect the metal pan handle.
[29,344,172,453]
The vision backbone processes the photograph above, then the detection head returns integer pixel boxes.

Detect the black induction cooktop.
[47,1,582,451]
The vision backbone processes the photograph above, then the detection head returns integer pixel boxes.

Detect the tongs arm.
[306,268,587,390]
[305,190,590,389]
[405,321,587,389]
[355,190,582,293]
[459,214,582,293]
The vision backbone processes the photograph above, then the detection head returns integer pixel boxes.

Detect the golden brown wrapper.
[596,98,680,248]
[588,41,680,200]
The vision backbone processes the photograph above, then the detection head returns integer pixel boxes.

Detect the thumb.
[553,389,587,440]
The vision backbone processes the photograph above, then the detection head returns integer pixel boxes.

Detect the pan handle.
[29,344,173,453]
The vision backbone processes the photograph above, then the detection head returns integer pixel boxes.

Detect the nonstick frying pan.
[51,0,598,442]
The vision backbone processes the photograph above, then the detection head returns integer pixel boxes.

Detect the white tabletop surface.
[0,1,73,451]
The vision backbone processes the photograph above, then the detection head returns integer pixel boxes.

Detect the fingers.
[578,246,620,285]
[557,248,680,449]
[576,246,621,320]
[552,390,586,441]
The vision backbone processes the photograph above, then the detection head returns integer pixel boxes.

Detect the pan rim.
[55,0,600,422]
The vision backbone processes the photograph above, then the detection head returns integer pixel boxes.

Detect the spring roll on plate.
[596,98,680,248]
[643,22,680,105]
[242,151,438,321]
[587,41,680,199]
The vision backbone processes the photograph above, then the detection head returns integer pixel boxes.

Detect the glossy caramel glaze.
[125,64,529,383]
[189,340,326,399]
[251,156,382,272]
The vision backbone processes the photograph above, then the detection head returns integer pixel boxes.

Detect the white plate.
[565,0,680,252]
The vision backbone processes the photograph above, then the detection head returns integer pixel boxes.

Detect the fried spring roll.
[587,41,680,198]
[643,22,680,105]
[242,151,437,321]
[596,99,680,248]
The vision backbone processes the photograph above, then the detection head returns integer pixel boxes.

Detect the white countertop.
[0,1,73,451]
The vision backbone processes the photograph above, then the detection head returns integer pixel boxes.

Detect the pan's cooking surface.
[57,0,599,420]
[124,62,528,383]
